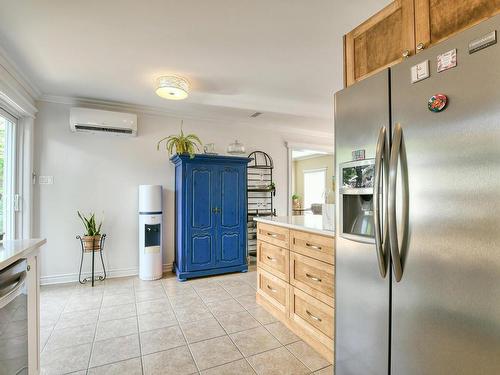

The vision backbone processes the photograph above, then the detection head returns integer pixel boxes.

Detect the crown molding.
[39,94,334,139]
[0,45,41,100]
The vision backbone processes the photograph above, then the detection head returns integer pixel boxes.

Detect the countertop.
[0,238,47,270]
[253,215,335,237]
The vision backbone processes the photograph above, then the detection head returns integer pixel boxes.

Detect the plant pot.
[82,235,101,252]
[292,199,301,209]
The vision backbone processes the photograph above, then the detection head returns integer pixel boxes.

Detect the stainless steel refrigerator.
[334,15,500,375]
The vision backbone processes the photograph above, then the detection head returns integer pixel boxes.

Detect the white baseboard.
[40,263,174,285]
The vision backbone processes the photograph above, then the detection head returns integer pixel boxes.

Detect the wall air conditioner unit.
[70,107,137,136]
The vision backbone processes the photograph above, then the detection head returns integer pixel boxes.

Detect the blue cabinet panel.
[191,168,213,229]
[221,167,240,227]
[220,232,241,265]
[172,154,249,281]
[191,235,214,268]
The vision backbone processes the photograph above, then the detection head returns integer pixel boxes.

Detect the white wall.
[34,100,331,283]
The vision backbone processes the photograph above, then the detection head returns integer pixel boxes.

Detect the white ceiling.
[0,0,390,134]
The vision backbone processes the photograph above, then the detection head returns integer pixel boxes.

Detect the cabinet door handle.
[305,243,322,250]
[266,255,277,262]
[402,49,410,58]
[267,284,277,293]
[306,310,322,322]
[305,273,322,282]
[267,232,278,238]
[416,42,425,51]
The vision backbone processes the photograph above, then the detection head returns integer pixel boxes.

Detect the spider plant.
[157,120,202,159]
[77,211,102,236]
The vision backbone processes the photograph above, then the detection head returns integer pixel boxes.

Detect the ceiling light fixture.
[155,76,190,100]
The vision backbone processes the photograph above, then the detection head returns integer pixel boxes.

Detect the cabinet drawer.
[257,223,290,249]
[290,287,334,343]
[257,240,289,281]
[290,252,334,306]
[257,268,289,314]
[291,230,334,264]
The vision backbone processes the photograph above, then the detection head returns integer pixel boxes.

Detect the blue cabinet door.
[216,165,246,267]
[185,164,217,271]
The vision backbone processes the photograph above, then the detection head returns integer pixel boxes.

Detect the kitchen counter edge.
[0,238,47,270]
[253,216,335,237]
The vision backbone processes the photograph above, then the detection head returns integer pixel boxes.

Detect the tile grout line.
[221,271,332,372]
[192,276,262,374]
[39,283,76,354]
[85,285,105,374]
[132,282,146,375]
[162,280,202,374]
[42,273,264,374]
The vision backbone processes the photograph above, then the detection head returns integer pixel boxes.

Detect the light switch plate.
[39,176,54,185]
[411,60,430,83]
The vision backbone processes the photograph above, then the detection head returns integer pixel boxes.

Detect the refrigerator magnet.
[437,49,457,72]
[428,94,448,112]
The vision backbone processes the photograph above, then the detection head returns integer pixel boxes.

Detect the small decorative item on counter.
[77,211,103,252]
[203,143,217,154]
[157,120,202,159]
[292,194,301,209]
[227,139,246,155]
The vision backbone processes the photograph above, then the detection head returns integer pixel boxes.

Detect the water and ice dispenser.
[339,160,375,242]
[139,185,163,280]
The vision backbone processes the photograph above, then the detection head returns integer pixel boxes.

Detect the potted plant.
[292,194,301,209]
[77,211,103,252]
[157,120,202,159]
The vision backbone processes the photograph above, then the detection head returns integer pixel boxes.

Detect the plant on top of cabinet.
[157,120,202,158]
[77,211,103,252]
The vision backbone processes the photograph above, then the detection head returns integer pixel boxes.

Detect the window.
[0,109,16,240]
[303,168,326,209]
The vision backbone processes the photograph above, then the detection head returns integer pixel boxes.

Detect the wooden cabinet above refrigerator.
[344,0,500,87]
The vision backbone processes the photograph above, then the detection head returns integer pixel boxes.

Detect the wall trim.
[40,263,174,285]
[0,45,41,100]
[39,94,334,139]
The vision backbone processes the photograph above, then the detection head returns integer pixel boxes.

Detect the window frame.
[0,107,17,239]
[302,167,327,209]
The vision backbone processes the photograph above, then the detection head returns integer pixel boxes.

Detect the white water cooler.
[139,185,163,280]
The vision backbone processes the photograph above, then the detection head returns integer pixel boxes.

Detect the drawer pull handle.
[306,243,322,250]
[267,284,277,293]
[267,232,278,238]
[306,273,322,282]
[266,255,277,262]
[306,310,322,322]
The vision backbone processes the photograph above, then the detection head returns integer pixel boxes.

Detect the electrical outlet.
[39,176,54,185]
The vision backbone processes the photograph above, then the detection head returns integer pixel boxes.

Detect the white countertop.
[254,215,335,237]
[0,238,47,269]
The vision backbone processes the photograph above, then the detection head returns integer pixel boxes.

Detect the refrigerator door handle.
[388,123,409,282]
[373,126,389,278]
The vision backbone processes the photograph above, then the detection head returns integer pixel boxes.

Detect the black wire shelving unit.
[247,151,276,261]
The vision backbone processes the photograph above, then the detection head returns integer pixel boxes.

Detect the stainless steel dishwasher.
[0,259,28,375]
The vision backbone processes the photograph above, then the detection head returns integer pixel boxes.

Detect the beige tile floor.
[40,270,333,375]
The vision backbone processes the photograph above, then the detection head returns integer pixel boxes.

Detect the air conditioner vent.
[74,125,134,134]
[70,107,137,136]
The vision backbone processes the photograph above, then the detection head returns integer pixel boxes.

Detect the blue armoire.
[171,154,249,281]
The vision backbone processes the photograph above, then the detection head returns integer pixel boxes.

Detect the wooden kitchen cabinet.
[255,221,335,362]
[414,0,500,51]
[344,0,415,87]
[344,0,500,87]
